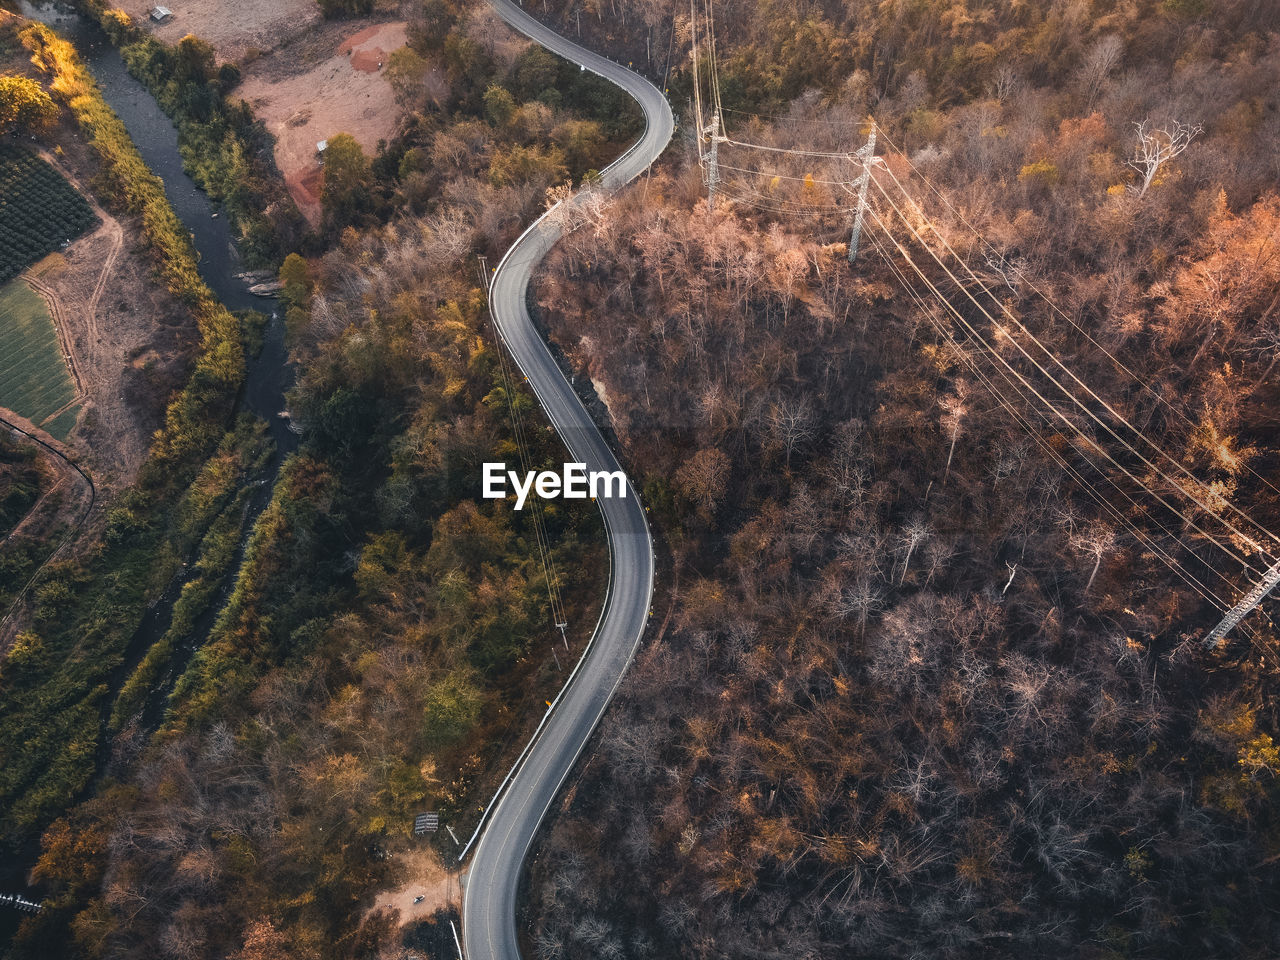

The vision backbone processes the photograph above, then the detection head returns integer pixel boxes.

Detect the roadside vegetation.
[311,0,640,235]
[0,435,44,538]
[517,1,1280,957]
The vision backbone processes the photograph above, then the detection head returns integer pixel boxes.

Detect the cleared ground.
[0,279,78,440]
[238,21,409,224]
[26,145,197,491]
[115,0,322,62]
[366,846,460,928]
[116,0,409,226]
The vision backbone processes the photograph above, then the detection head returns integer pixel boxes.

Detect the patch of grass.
[0,141,97,286]
[0,279,77,429]
[42,405,80,441]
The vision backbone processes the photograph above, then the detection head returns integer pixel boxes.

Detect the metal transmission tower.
[703,112,722,208]
[1205,559,1280,648]
[848,120,878,263]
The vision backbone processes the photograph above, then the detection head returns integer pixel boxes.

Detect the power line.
[683,56,1280,642]
[479,259,568,631]
[690,0,704,151]
[719,136,852,159]
[716,161,852,186]
[863,192,1266,578]
[873,124,1280,513]
[864,227,1231,614]
[872,161,1280,561]
[868,176,1275,574]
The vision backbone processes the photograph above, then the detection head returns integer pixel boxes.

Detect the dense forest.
[3,1,631,957]
[3,0,1279,957]
[519,0,1280,957]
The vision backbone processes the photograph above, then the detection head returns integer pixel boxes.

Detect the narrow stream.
[2,3,300,940]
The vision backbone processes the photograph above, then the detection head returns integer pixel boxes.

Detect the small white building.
[150,6,174,23]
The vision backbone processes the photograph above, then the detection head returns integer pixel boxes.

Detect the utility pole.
[1205,559,1280,648]
[848,120,878,264]
[704,112,721,209]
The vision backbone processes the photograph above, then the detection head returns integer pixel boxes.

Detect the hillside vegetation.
[520,1,1280,957]
[5,2,624,957]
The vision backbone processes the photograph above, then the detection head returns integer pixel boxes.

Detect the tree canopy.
[0,74,58,137]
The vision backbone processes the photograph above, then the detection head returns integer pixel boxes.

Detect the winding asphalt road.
[462,3,673,959]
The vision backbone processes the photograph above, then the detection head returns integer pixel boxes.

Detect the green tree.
[422,672,482,748]
[279,252,313,342]
[320,133,372,230]
[510,46,560,101]
[483,83,517,128]
[408,0,456,54]
[278,252,311,306]
[174,35,215,84]
[317,0,373,19]
[551,118,604,173]
[355,530,412,601]
[0,75,59,137]
[488,143,568,188]
[386,47,430,106]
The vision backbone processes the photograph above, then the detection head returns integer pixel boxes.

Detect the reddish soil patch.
[238,21,408,225]
[351,49,382,73]
[345,21,402,73]
[288,167,325,213]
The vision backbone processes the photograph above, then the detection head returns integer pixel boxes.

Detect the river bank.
[2,4,298,945]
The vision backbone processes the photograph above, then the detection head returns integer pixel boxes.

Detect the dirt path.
[86,216,124,345]
[17,142,196,493]
[0,409,95,647]
[2,471,69,548]
[22,273,86,403]
[35,149,124,367]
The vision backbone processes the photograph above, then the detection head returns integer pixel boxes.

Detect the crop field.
[0,142,97,286]
[0,279,78,440]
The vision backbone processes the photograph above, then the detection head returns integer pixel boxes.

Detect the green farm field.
[0,279,78,440]
[0,141,97,286]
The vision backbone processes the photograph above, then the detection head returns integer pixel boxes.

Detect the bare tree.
[767,397,816,468]
[1077,35,1123,110]
[1070,524,1117,593]
[938,381,970,483]
[674,447,731,523]
[898,517,932,584]
[1127,119,1202,197]
[987,64,1020,105]
[1252,318,1280,386]
[833,577,884,636]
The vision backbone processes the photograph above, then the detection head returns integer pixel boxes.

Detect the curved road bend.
[463,3,674,960]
